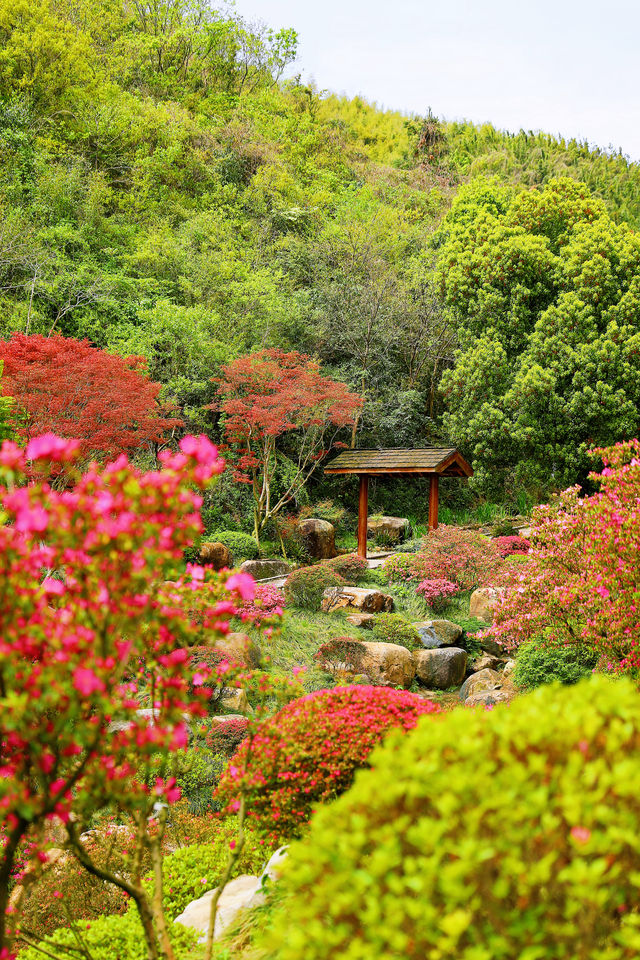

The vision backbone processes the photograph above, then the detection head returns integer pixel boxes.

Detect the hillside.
[1,0,640,510]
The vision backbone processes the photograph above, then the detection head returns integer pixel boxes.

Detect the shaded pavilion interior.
[325,447,473,558]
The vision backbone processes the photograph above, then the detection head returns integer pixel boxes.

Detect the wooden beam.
[357,474,369,558]
[429,474,439,531]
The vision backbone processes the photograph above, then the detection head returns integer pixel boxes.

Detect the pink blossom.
[225,572,256,602]
[570,826,591,845]
[73,667,106,696]
[26,433,80,462]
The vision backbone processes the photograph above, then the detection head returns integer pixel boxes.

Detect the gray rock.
[480,637,509,657]
[459,668,502,702]
[239,558,292,580]
[503,658,516,678]
[469,587,504,622]
[414,647,467,689]
[413,619,463,649]
[469,653,504,673]
[174,874,261,941]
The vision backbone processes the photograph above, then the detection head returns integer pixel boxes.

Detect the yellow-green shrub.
[18,910,197,960]
[257,677,640,960]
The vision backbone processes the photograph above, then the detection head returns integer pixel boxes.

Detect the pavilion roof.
[324,447,473,477]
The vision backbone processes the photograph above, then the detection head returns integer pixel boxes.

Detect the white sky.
[235,0,640,160]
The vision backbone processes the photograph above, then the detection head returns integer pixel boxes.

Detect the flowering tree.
[0,334,181,464]
[484,440,640,674]
[212,349,362,543]
[0,432,260,959]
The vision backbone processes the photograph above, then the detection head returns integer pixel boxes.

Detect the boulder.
[239,558,292,580]
[298,518,336,560]
[359,641,415,688]
[321,586,394,614]
[367,516,410,543]
[198,541,232,570]
[480,636,509,657]
[174,874,261,941]
[465,688,514,708]
[346,612,375,629]
[220,688,251,715]
[503,658,516,678]
[469,653,504,673]
[413,620,463,649]
[215,632,261,669]
[459,668,502,702]
[414,648,467,689]
[469,587,504,622]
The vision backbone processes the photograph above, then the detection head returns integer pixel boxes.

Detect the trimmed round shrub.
[257,677,640,960]
[284,566,346,610]
[19,909,198,960]
[513,639,598,690]
[208,530,259,563]
[215,686,439,844]
[416,577,460,612]
[370,613,421,650]
[322,553,368,582]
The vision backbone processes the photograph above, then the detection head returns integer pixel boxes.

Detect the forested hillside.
[1,0,640,511]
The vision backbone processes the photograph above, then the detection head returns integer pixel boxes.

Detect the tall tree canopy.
[436,177,640,496]
[0,334,181,460]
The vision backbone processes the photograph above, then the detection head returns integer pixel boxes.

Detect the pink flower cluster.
[483,440,640,673]
[215,686,440,845]
[382,525,502,590]
[238,584,285,625]
[0,433,246,952]
[416,578,460,612]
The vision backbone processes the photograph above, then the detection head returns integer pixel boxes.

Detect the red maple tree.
[212,349,362,542]
[0,334,181,461]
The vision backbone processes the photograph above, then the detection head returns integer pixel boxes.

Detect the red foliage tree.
[0,334,181,461]
[211,350,362,542]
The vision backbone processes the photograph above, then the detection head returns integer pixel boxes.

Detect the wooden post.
[428,474,439,531]
[357,474,369,558]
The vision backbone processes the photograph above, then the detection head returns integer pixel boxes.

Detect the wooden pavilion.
[325,447,473,559]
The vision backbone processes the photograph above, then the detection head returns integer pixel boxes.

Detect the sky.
[234,0,640,160]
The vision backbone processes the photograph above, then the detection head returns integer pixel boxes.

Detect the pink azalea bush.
[238,584,285,624]
[416,578,460,612]
[483,441,640,674]
[0,434,260,956]
[382,525,501,590]
[215,686,440,845]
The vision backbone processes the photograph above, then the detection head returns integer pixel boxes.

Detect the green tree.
[437,177,640,495]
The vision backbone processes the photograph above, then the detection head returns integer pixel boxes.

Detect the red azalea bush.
[215,686,440,844]
[382,525,500,590]
[416,578,460,612]
[204,717,249,755]
[483,441,640,674]
[0,432,261,956]
[493,534,532,557]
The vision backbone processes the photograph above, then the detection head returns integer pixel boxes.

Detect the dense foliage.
[437,177,640,495]
[513,639,598,690]
[215,686,439,844]
[283,565,345,610]
[258,677,640,959]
